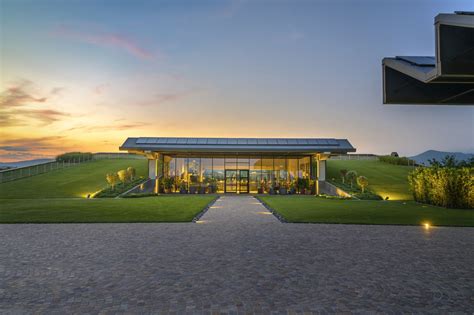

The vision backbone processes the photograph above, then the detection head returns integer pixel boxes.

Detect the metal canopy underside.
[119,137,356,154]
[383,12,474,105]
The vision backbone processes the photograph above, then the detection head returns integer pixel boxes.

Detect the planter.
[198,187,206,194]
[257,187,264,194]
[165,188,172,194]
[189,186,197,194]
[180,188,188,194]
[305,189,312,195]
[279,188,287,195]
[269,188,276,195]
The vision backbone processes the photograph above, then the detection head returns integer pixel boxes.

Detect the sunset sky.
[1,0,473,162]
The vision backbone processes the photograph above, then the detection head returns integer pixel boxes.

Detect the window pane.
[299,157,310,179]
[213,157,225,193]
[201,158,213,192]
[274,158,287,184]
[261,158,273,193]
[187,157,201,185]
[176,157,187,190]
[287,158,298,191]
[249,157,261,193]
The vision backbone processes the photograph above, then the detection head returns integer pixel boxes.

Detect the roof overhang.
[383,12,474,105]
[119,137,356,155]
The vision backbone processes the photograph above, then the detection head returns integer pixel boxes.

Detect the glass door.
[225,170,237,193]
[238,170,249,194]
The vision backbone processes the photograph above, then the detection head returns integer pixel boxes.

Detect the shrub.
[340,169,348,183]
[56,152,93,163]
[106,173,119,190]
[379,155,415,166]
[408,167,473,209]
[117,169,129,184]
[95,177,144,198]
[357,176,369,193]
[127,167,136,181]
[346,170,358,188]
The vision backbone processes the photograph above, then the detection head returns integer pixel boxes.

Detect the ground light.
[423,222,431,229]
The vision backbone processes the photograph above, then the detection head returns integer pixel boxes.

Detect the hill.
[0,159,147,199]
[0,159,54,169]
[410,150,473,165]
[326,159,414,200]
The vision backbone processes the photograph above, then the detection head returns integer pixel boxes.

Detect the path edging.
[192,196,220,222]
[254,196,288,223]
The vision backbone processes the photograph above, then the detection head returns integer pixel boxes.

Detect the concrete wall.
[148,159,156,179]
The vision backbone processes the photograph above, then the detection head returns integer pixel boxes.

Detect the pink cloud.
[52,26,155,60]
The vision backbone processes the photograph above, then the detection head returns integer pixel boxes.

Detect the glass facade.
[161,155,315,194]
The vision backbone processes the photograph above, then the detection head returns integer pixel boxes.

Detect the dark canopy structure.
[120,137,355,155]
[383,12,474,105]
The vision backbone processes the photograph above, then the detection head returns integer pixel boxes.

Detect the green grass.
[0,159,147,199]
[327,160,414,200]
[259,196,474,226]
[0,196,216,223]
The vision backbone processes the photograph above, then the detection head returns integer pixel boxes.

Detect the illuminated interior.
[162,155,312,194]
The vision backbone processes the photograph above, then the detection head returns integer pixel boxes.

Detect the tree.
[117,169,128,184]
[345,170,358,188]
[340,169,348,184]
[127,167,136,181]
[106,173,119,190]
[357,176,369,193]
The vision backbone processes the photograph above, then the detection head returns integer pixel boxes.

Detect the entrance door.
[238,170,249,194]
[225,170,237,193]
[224,169,249,193]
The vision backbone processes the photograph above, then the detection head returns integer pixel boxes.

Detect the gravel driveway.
[1,196,473,314]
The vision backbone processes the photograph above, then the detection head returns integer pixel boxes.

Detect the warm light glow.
[256,211,272,215]
[210,206,222,209]
[195,220,208,224]
[423,222,431,229]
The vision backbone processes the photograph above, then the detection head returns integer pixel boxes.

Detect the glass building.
[120,137,355,194]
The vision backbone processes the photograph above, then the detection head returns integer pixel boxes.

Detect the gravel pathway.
[1,196,473,314]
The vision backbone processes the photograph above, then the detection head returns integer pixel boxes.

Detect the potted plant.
[207,178,218,193]
[306,179,314,195]
[279,180,288,195]
[179,180,188,194]
[257,180,265,194]
[289,180,296,194]
[198,182,207,194]
[163,177,174,193]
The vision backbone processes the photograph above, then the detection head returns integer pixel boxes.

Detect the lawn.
[327,160,414,200]
[259,196,474,227]
[0,196,216,223]
[0,159,147,199]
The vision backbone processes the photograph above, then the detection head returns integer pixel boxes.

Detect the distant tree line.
[379,155,416,166]
[56,152,93,163]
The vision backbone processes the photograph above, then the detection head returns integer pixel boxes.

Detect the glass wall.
[161,154,314,194]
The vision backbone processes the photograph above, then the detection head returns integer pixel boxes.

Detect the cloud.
[64,120,147,133]
[52,25,155,60]
[0,146,30,152]
[0,136,71,161]
[0,80,47,108]
[0,80,70,127]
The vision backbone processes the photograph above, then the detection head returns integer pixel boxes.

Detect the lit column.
[315,153,330,195]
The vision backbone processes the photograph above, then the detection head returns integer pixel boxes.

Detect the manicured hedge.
[379,155,415,166]
[94,178,145,198]
[56,152,93,163]
[408,167,473,209]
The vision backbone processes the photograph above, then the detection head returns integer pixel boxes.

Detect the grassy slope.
[259,196,474,227]
[327,160,414,200]
[0,196,216,223]
[0,159,147,199]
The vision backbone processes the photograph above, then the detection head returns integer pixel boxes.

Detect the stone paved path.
[1,196,474,314]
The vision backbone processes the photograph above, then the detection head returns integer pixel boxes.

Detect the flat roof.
[120,137,356,154]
